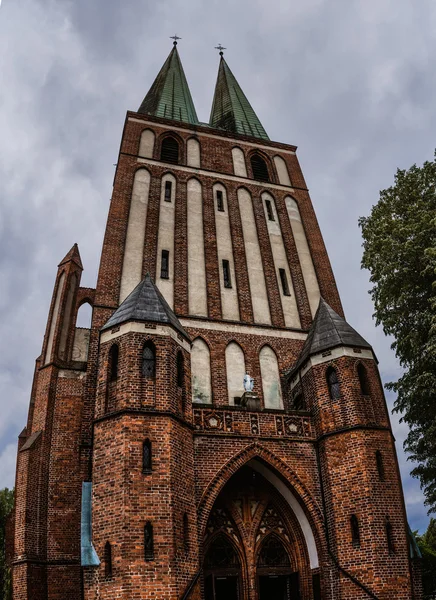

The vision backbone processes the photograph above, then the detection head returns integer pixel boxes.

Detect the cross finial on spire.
[215,44,226,56]
[170,34,182,46]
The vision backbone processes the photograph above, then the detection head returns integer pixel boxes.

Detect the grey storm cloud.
[0,0,435,531]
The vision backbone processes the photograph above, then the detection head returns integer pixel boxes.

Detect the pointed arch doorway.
[202,465,315,600]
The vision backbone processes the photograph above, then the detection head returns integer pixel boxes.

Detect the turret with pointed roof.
[138,41,199,125]
[209,53,269,140]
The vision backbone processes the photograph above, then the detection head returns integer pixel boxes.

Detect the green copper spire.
[209,53,269,140]
[138,41,199,125]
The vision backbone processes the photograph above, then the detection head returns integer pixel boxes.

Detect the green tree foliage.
[415,518,436,596]
[0,488,14,600]
[359,152,436,513]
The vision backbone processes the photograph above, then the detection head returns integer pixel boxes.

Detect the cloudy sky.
[0,0,434,532]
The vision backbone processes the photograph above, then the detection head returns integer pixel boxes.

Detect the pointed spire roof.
[209,55,269,140]
[287,298,372,376]
[101,274,190,340]
[58,243,83,269]
[138,42,199,125]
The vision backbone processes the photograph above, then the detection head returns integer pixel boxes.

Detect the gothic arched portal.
[202,466,316,600]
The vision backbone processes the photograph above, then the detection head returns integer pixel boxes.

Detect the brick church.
[10,40,422,599]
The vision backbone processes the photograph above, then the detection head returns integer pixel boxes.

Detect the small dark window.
[144,522,154,561]
[161,250,169,279]
[279,268,291,296]
[143,439,152,473]
[109,345,119,381]
[250,154,269,182]
[142,343,156,379]
[351,515,360,547]
[326,367,340,400]
[222,260,232,288]
[386,517,395,553]
[164,180,172,202]
[293,393,306,411]
[183,513,189,553]
[376,450,385,481]
[104,541,112,578]
[234,396,242,406]
[357,363,370,395]
[160,137,179,164]
[177,351,184,388]
[216,190,224,212]
[265,199,275,221]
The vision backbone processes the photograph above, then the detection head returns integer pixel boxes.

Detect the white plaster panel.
[262,193,301,329]
[119,169,151,302]
[232,147,248,177]
[260,345,283,409]
[214,184,240,321]
[138,129,155,158]
[72,328,90,361]
[156,174,176,308]
[273,155,292,186]
[225,342,246,405]
[187,138,201,168]
[285,197,320,317]
[237,188,271,325]
[191,338,212,404]
[249,459,319,569]
[45,272,65,364]
[187,179,208,317]
[180,318,307,340]
[59,274,77,360]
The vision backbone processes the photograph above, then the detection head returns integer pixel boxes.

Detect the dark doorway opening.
[205,574,239,600]
[259,573,300,600]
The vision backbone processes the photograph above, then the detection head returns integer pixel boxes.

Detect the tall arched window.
[351,515,360,547]
[183,513,189,553]
[376,450,385,481]
[109,345,119,382]
[143,439,152,473]
[160,137,179,164]
[258,534,290,568]
[144,522,154,561]
[357,363,370,395]
[326,367,340,400]
[386,517,395,553]
[177,351,184,388]
[142,343,156,379]
[250,154,269,182]
[104,541,112,578]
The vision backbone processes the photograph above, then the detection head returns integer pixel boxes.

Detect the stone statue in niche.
[241,374,261,412]
[243,374,254,393]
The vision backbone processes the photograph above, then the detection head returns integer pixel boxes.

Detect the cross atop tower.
[214,43,226,56]
[170,34,182,45]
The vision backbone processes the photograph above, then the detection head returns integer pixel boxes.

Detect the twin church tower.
[10,41,421,600]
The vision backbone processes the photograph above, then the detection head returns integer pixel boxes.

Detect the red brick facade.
[9,107,421,600]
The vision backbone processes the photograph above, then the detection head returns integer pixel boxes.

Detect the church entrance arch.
[202,465,313,600]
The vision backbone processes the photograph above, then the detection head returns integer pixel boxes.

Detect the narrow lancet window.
[326,367,340,399]
[357,363,370,395]
[144,522,154,561]
[164,180,172,202]
[279,268,291,296]
[161,137,179,164]
[376,450,385,481]
[109,345,119,381]
[177,351,184,388]
[216,190,224,212]
[143,439,152,473]
[265,199,275,221]
[223,260,232,288]
[161,250,169,279]
[142,343,156,379]
[351,515,360,547]
[104,542,112,578]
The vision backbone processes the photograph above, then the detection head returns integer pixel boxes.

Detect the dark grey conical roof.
[101,274,189,341]
[287,298,372,377]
